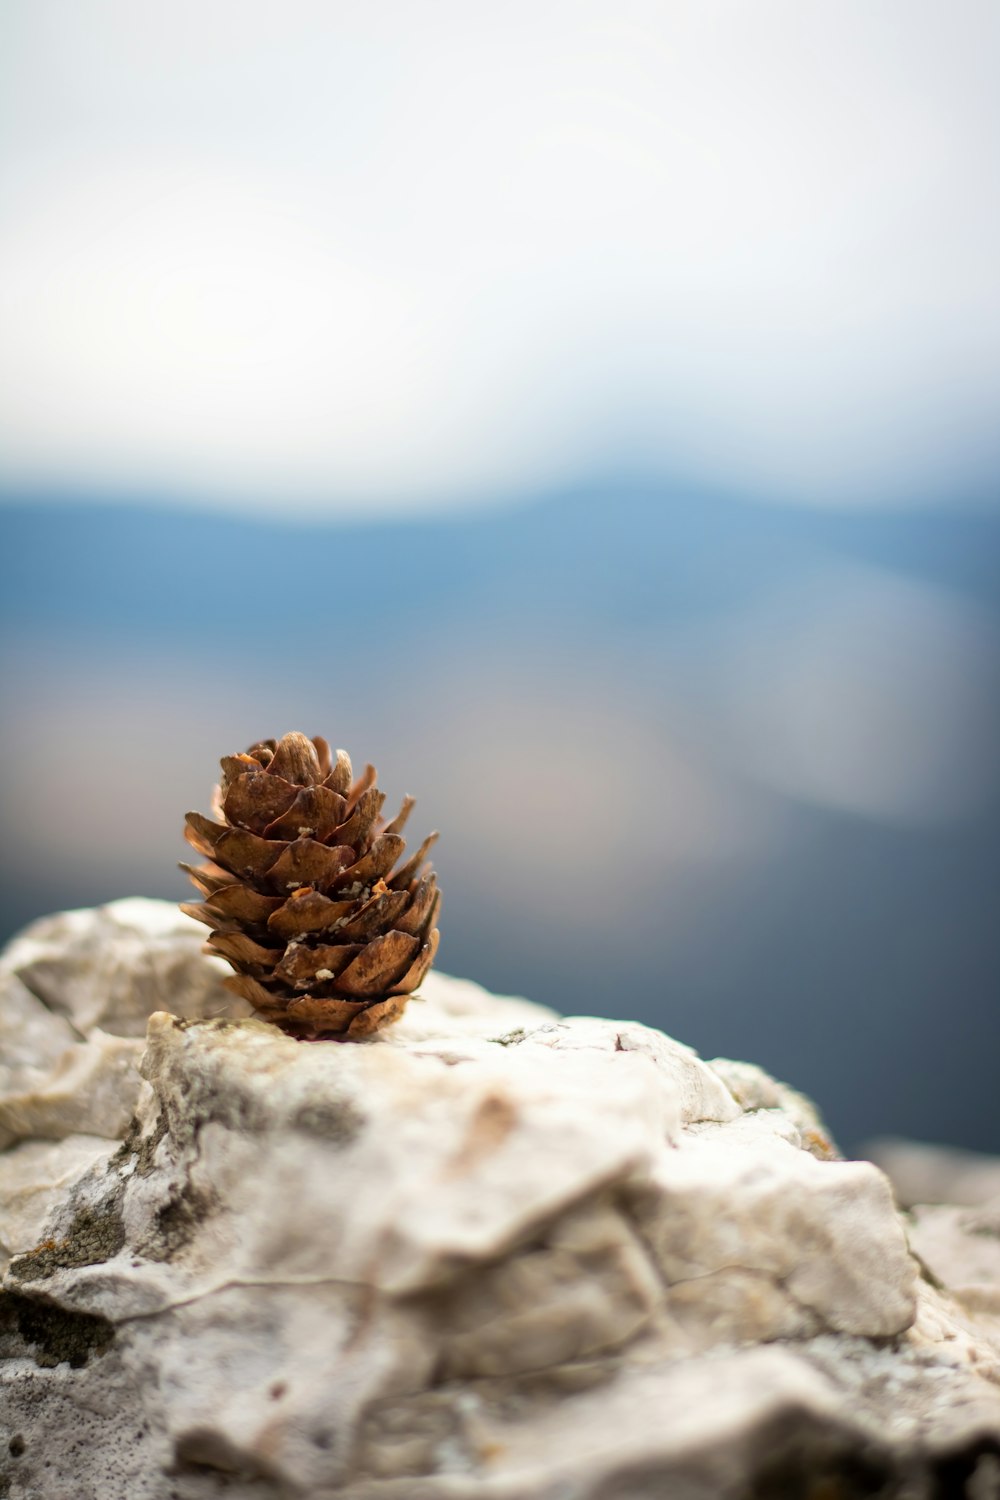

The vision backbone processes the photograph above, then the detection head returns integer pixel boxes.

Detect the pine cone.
[181,733,440,1039]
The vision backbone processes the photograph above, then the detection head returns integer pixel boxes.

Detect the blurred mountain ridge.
[3,480,999,646]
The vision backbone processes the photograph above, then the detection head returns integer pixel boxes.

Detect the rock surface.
[869,1137,1000,1211]
[0,898,998,1499]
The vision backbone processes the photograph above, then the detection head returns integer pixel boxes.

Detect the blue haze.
[1,482,998,1155]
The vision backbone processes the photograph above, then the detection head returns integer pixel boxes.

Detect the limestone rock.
[0,898,250,1153]
[0,898,250,1037]
[0,899,998,1499]
[0,1136,112,1273]
[869,1136,1000,1209]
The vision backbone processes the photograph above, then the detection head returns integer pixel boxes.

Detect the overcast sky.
[1,1,998,515]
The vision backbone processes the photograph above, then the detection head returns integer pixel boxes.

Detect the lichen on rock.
[0,898,997,1499]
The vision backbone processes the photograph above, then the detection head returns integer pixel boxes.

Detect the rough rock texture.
[1,900,998,1499]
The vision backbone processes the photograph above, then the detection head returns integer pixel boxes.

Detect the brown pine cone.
[181,732,440,1039]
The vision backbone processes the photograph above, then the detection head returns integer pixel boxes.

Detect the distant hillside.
[2,482,998,649]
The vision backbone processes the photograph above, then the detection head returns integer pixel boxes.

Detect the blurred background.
[1,1,998,1155]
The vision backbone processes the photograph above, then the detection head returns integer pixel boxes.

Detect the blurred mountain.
[1,482,998,1155]
[3,482,999,644]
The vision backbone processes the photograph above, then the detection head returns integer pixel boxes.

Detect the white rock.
[0,897,248,1038]
[868,1135,1000,1208]
[0,898,997,1500]
[0,1135,113,1272]
[0,898,249,1153]
[522,1015,742,1127]
[632,1110,915,1340]
[708,1054,838,1156]
[908,1199,1000,1319]
[0,1027,145,1151]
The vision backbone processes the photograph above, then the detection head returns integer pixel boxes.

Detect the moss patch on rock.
[0,1290,115,1369]
[7,1199,126,1284]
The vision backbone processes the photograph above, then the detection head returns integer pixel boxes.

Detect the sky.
[2,0,999,516]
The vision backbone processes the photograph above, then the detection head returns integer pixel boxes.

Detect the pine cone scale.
[330,786,386,850]
[312,735,333,778]
[334,930,420,997]
[392,927,440,995]
[324,749,354,795]
[345,763,377,807]
[265,889,358,939]
[285,995,367,1027]
[179,860,234,896]
[394,874,439,937]
[208,931,278,972]
[335,887,409,942]
[268,732,322,786]
[222,771,300,832]
[274,941,365,989]
[266,839,355,894]
[261,786,348,842]
[333,833,406,892]
[183,732,441,1038]
[388,831,439,892]
[201,885,284,925]
[347,995,407,1037]
[184,814,288,880]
